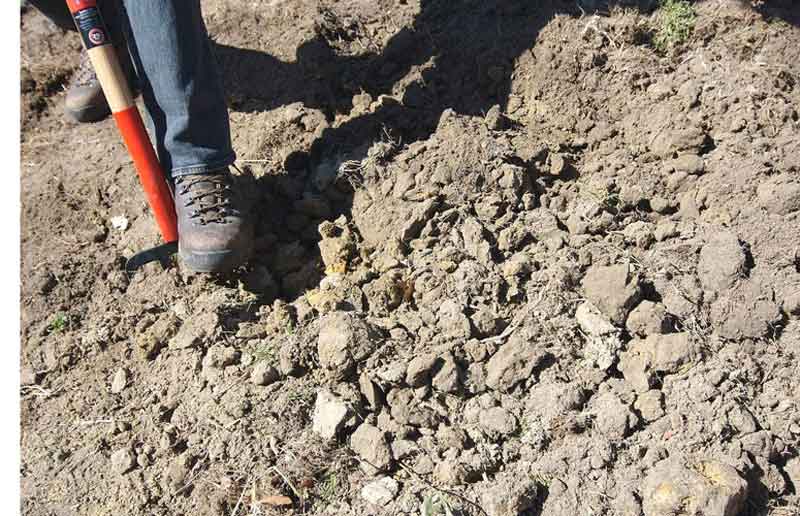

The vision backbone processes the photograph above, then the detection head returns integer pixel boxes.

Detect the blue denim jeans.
[28,0,235,179]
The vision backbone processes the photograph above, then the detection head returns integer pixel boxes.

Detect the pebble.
[642,459,747,516]
[110,368,128,394]
[251,362,279,386]
[311,389,351,440]
[350,423,393,474]
[111,448,135,475]
[582,264,642,325]
[360,476,400,505]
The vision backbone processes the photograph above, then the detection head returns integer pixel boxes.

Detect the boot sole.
[179,245,251,273]
[65,103,112,124]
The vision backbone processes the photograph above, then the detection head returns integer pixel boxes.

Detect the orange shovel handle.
[66,0,178,243]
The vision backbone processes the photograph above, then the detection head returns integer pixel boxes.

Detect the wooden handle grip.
[67,0,178,244]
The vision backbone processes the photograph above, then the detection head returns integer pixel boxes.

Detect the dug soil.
[19,1,800,515]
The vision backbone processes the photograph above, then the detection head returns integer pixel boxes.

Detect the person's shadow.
[216,0,582,156]
[217,0,581,302]
[219,0,799,297]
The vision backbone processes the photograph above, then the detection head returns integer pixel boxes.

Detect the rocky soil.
[19,1,800,515]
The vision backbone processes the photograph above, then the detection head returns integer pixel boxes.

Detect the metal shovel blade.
[125,241,178,274]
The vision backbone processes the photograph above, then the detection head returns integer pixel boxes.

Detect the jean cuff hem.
[171,153,237,177]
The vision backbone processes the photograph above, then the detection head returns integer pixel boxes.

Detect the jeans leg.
[119,0,235,178]
[27,0,75,31]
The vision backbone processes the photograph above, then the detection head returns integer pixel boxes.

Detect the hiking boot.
[174,168,253,273]
[65,48,136,123]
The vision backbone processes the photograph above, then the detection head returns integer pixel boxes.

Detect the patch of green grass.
[49,313,67,334]
[420,493,454,516]
[252,341,277,364]
[653,0,697,52]
[318,472,339,503]
[529,472,553,489]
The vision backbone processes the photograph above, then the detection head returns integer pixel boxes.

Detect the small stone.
[577,302,624,369]
[165,453,195,492]
[667,171,690,192]
[318,312,379,380]
[390,439,418,460]
[583,332,624,370]
[677,80,701,108]
[655,126,708,157]
[485,104,510,131]
[619,333,696,392]
[549,153,568,176]
[136,453,150,469]
[312,389,351,440]
[350,423,393,474]
[464,339,491,362]
[433,459,470,485]
[650,197,673,214]
[470,305,502,338]
[21,366,39,386]
[405,353,438,387]
[375,360,407,385]
[642,459,747,516]
[620,184,647,210]
[592,392,639,439]
[251,362,279,386]
[169,312,216,350]
[728,405,758,434]
[479,406,518,439]
[576,301,617,336]
[464,362,488,394]
[361,476,400,505]
[486,332,548,392]
[436,426,468,450]
[481,471,538,516]
[623,221,655,248]
[358,373,384,409]
[582,264,642,325]
[110,215,129,231]
[697,231,747,294]
[137,314,179,359]
[671,154,705,175]
[784,291,800,317]
[202,345,239,369]
[626,301,670,337]
[111,448,135,475]
[437,299,473,341]
[654,222,679,242]
[710,282,782,340]
[757,174,800,215]
[431,353,461,393]
[110,368,128,394]
[635,390,665,422]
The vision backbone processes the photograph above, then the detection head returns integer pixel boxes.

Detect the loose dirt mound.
[20,1,800,515]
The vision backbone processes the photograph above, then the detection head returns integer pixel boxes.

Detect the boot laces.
[176,173,238,225]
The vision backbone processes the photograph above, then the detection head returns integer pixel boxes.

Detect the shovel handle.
[66,0,178,243]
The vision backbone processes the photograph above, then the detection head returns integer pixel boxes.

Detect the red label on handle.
[66,0,98,14]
